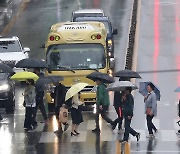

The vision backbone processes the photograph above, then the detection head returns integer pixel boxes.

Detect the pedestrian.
[111,77,128,132]
[71,93,84,136]
[51,81,69,133]
[144,83,158,138]
[111,91,123,132]
[0,113,7,122]
[34,68,48,123]
[92,79,113,133]
[176,100,180,135]
[121,87,140,143]
[24,79,38,131]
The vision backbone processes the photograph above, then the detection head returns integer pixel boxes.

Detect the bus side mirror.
[113,29,118,35]
[47,67,52,74]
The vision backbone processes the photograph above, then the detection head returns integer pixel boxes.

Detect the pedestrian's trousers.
[146,115,157,134]
[113,106,123,129]
[95,105,112,129]
[0,113,2,120]
[123,116,137,141]
[24,107,37,129]
[35,97,48,120]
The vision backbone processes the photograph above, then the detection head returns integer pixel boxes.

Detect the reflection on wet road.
[0,0,180,153]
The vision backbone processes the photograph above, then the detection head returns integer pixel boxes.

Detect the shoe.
[54,129,63,134]
[25,128,33,132]
[32,124,38,130]
[64,123,69,131]
[120,140,128,144]
[74,130,80,135]
[136,133,140,142]
[146,134,155,138]
[71,132,77,136]
[176,132,180,135]
[154,129,158,134]
[111,123,117,130]
[92,128,100,133]
[0,118,7,122]
[40,120,48,124]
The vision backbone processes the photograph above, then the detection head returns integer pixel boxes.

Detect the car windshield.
[46,44,106,71]
[0,40,21,52]
[75,18,111,34]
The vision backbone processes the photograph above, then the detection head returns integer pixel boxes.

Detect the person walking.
[71,93,84,136]
[112,77,129,132]
[121,87,140,143]
[34,68,48,123]
[144,83,158,138]
[92,79,113,133]
[51,81,69,133]
[176,100,180,135]
[111,91,124,132]
[24,79,38,131]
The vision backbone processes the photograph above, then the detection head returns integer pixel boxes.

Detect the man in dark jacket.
[121,87,140,143]
[92,79,113,133]
[34,68,48,123]
[51,81,69,132]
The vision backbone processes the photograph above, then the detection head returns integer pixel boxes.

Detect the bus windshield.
[46,44,106,71]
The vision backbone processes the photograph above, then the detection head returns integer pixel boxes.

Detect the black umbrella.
[0,63,14,73]
[114,69,141,78]
[36,75,64,86]
[15,58,48,68]
[86,72,114,83]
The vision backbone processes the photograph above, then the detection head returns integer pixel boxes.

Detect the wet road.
[1,0,180,153]
[132,0,180,153]
[0,0,134,154]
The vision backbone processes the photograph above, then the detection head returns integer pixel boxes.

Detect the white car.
[0,36,30,71]
[71,9,104,22]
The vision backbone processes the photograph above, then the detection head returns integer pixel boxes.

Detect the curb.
[125,0,139,70]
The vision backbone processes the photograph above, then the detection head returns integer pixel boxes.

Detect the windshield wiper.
[89,68,99,72]
[0,46,8,49]
[57,65,75,73]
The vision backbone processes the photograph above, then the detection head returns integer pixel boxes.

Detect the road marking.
[155,2,176,5]
[115,141,121,154]
[131,150,180,153]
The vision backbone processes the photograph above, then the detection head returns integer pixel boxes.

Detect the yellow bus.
[45,22,112,104]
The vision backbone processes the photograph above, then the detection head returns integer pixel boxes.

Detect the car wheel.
[5,93,15,114]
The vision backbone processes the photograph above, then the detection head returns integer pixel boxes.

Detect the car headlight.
[0,84,10,91]
[108,39,113,46]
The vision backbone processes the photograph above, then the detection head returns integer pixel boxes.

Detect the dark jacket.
[35,72,45,99]
[51,83,66,108]
[113,91,123,107]
[122,93,134,117]
[96,83,110,106]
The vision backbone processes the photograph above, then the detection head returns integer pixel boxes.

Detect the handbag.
[146,107,152,115]
[59,106,68,123]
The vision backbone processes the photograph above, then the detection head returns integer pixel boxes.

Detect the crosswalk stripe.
[161,130,178,141]
[39,132,58,143]
[70,131,87,142]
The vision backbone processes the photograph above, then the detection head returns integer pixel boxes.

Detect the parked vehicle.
[0,73,15,113]
[71,9,104,22]
[0,36,30,71]
[74,16,118,58]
